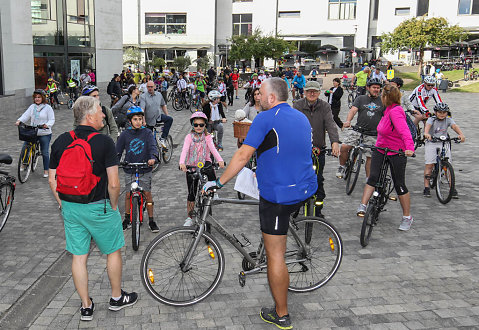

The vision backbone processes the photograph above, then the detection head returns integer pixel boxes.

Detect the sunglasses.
[193,123,205,127]
[426,84,435,87]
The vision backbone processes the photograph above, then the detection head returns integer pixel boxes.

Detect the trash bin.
[438,80,449,92]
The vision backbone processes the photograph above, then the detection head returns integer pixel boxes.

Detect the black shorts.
[220,95,226,102]
[259,197,302,235]
[199,91,205,98]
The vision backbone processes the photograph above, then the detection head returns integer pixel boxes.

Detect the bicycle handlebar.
[429,136,461,143]
[361,144,416,157]
[19,123,45,129]
[351,125,377,136]
[119,161,154,169]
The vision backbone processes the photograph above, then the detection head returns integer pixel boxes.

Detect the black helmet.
[433,102,450,113]
[390,77,404,88]
[33,89,46,96]
[367,78,383,87]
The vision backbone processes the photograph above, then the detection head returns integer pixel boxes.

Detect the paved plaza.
[0,89,478,329]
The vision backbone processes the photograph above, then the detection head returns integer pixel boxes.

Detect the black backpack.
[107,81,114,95]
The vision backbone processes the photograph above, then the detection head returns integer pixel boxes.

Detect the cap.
[304,80,321,91]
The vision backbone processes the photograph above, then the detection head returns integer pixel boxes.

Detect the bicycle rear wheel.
[287,217,342,292]
[17,144,32,183]
[140,226,225,306]
[435,160,455,204]
[162,135,173,164]
[131,196,141,251]
[0,182,15,233]
[360,202,377,247]
[346,149,362,195]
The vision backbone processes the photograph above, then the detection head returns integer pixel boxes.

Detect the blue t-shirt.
[243,102,317,204]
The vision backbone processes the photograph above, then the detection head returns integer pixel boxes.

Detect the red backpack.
[56,131,101,203]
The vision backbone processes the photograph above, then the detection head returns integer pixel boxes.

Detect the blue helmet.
[126,106,144,119]
[81,85,99,96]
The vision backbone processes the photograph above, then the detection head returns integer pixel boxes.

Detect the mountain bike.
[347,85,357,109]
[46,91,59,109]
[140,162,343,306]
[359,146,409,247]
[172,90,190,111]
[426,136,461,204]
[0,154,15,233]
[17,124,43,183]
[150,122,173,173]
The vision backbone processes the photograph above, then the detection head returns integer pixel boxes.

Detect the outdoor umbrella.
[319,44,338,51]
[340,47,354,52]
[315,49,338,62]
[293,50,307,56]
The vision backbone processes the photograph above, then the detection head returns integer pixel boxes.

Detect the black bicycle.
[410,110,431,149]
[150,122,173,173]
[0,154,15,233]
[427,136,461,204]
[359,146,410,247]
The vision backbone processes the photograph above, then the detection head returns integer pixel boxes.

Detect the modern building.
[0,0,123,108]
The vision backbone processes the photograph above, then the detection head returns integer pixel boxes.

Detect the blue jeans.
[158,114,173,139]
[24,134,51,170]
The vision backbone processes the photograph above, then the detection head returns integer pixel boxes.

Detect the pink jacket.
[179,133,223,165]
[376,104,415,155]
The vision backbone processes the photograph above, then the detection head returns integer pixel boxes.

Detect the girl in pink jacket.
[357,85,416,231]
[179,112,225,226]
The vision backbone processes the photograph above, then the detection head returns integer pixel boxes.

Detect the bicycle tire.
[435,160,455,204]
[0,182,14,233]
[172,96,182,111]
[161,135,173,164]
[132,196,141,251]
[140,226,225,306]
[287,217,342,292]
[31,147,41,172]
[346,149,362,195]
[17,144,32,184]
[360,202,377,247]
[151,133,162,173]
[347,93,355,108]
[68,99,74,110]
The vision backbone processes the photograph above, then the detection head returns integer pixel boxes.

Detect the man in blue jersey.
[203,77,317,329]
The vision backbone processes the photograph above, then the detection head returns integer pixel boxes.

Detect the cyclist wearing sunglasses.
[409,76,443,125]
[202,90,227,151]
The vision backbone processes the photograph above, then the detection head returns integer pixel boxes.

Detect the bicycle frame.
[129,170,146,224]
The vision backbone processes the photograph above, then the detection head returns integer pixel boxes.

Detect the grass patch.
[449,82,479,93]
[396,72,421,90]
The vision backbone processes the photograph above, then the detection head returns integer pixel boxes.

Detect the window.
[278,11,300,18]
[328,0,357,20]
[233,0,252,2]
[145,13,186,35]
[458,0,479,14]
[416,0,429,16]
[343,36,354,48]
[373,0,379,20]
[32,0,53,24]
[395,7,410,15]
[232,13,252,36]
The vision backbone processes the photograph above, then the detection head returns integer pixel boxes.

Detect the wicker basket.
[233,121,251,139]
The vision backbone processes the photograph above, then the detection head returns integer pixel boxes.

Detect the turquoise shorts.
[62,200,125,255]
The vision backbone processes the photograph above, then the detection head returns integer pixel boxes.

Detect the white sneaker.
[43,173,49,178]
[356,203,367,217]
[183,217,193,226]
[159,138,167,148]
[399,216,413,231]
[336,166,346,179]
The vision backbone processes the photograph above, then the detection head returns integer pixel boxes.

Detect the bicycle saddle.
[0,154,13,165]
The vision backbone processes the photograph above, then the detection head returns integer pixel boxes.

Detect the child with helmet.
[202,90,227,151]
[116,106,160,233]
[179,112,225,226]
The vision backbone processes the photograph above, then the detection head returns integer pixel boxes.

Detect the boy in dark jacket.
[116,106,159,232]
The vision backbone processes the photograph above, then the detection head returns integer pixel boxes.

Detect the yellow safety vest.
[48,83,57,93]
[67,79,76,88]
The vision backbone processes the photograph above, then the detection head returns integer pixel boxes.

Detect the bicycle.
[149,122,173,173]
[67,88,77,110]
[426,136,461,204]
[120,161,152,251]
[359,145,410,247]
[0,154,15,233]
[140,162,343,306]
[172,90,190,111]
[411,110,431,149]
[191,91,203,112]
[342,79,357,108]
[17,124,43,184]
[46,91,59,109]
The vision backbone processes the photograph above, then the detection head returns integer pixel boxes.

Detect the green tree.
[151,57,166,68]
[195,55,212,72]
[123,47,142,67]
[172,56,192,72]
[380,17,468,75]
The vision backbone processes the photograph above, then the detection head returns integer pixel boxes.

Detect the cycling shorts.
[259,197,302,235]
[294,87,304,94]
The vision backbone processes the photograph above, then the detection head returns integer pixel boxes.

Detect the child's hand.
[222,118,227,123]
[424,133,432,140]
[179,164,187,172]
[218,161,225,168]
[148,159,155,166]
[458,135,465,142]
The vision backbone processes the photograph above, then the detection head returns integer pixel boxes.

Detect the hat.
[304,81,321,91]
[235,109,247,121]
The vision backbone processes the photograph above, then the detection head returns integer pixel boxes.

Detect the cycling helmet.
[126,106,144,119]
[367,77,383,87]
[390,77,404,88]
[433,103,450,113]
[81,85,99,96]
[33,89,46,96]
[190,111,208,124]
[423,75,436,85]
[48,78,53,82]
[208,90,221,101]
[436,68,441,73]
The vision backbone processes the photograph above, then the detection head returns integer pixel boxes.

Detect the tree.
[195,55,212,72]
[380,17,468,75]
[123,47,142,67]
[172,56,192,72]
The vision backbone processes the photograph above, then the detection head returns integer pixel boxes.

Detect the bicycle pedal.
[238,271,246,287]
[389,196,398,201]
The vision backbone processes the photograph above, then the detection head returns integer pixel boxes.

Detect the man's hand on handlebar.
[343,121,351,128]
[202,179,223,193]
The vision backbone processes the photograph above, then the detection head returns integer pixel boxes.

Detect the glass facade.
[232,13,252,36]
[145,13,187,35]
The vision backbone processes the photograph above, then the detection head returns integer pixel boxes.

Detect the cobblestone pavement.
[1,89,478,329]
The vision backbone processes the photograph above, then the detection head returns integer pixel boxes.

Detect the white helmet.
[423,76,436,85]
[208,90,221,101]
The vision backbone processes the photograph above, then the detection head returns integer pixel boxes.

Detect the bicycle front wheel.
[31,147,41,172]
[287,217,342,292]
[346,149,362,195]
[131,196,141,251]
[140,227,225,306]
[172,96,182,111]
[17,144,32,183]
[162,135,173,164]
[436,161,455,204]
[360,202,377,247]
[0,182,15,233]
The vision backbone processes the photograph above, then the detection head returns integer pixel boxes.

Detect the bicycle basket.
[18,125,38,142]
[233,121,251,139]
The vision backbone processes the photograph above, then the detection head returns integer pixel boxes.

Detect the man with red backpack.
[48,96,138,322]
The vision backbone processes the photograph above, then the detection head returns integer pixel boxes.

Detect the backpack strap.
[86,132,99,142]
[69,130,77,140]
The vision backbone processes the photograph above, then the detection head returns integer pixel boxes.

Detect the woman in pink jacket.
[357,85,415,231]
[179,112,225,226]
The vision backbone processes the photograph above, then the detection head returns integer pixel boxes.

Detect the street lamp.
[353,24,358,75]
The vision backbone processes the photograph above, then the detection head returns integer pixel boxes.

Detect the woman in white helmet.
[202,90,227,151]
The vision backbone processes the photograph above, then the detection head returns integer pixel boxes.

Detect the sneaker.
[452,189,459,199]
[159,138,167,148]
[80,298,94,321]
[183,217,193,226]
[336,166,345,179]
[398,216,413,231]
[43,173,49,178]
[423,187,431,197]
[149,221,159,233]
[235,96,239,99]
[122,219,131,231]
[260,307,293,330]
[357,203,367,217]
[108,290,138,311]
